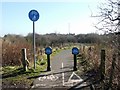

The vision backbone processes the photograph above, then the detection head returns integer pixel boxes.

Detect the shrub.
[2,41,33,66]
[79,43,119,88]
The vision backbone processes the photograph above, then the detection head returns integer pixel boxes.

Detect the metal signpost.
[28,10,39,69]
[72,47,79,71]
[45,47,52,71]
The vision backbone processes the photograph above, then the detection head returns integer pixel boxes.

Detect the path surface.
[31,49,87,90]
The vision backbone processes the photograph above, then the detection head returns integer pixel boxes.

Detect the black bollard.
[45,47,52,71]
[72,47,79,71]
[74,54,77,71]
[47,54,51,71]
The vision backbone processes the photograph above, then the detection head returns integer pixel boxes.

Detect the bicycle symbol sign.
[72,47,79,55]
[38,74,58,81]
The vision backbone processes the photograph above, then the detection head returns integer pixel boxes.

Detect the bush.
[79,43,119,88]
[2,41,33,66]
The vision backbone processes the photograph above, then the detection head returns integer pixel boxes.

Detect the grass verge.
[2,63,46,89]
[2,47,65,89]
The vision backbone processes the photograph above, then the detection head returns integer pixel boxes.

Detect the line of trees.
[2,33,115,47]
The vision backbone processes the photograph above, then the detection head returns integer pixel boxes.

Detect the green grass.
[52,48,62,56]
[2,47,70,88]
[2,47,64,88]
[2,63,47,88]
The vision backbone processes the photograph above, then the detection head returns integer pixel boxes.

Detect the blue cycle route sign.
[45,47,52,55]
[28,10,39,22]
[28,9,39,69]
[72,47,79,55]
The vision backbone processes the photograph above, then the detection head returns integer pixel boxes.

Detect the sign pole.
[33,21,36,69]
[28,9,39,69]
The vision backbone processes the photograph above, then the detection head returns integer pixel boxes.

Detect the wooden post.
[100,49,105,80]
[83,46,85,53]
[40,49,42,55]
[21,48,27,71]
[107,54,116,90]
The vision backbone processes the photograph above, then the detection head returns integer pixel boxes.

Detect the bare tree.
[92,0,120,89]
[94,0,119,33]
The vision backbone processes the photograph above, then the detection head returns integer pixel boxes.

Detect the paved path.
[31,49,87,90]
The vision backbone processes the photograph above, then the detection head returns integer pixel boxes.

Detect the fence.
[78,45,119,89]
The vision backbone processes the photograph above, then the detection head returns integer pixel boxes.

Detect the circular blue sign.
[72,47,79,55]
[45,47,52,55]
[28,10,39,22]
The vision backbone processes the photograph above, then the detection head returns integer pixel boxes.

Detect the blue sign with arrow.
[72,47,79,55]
[28,10,39,22]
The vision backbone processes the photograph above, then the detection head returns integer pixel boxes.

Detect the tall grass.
[79,43,119,88]
[2,41,33,66]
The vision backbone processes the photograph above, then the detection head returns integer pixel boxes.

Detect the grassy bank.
[2,47,65,89]
[2,63,46,89]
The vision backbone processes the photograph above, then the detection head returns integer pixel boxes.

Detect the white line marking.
[67,72,85,85]
[68,72,81,81]
[32,84,46,88]
[38,74,58,81]
[62,62,63,69]
[62,62,65,86]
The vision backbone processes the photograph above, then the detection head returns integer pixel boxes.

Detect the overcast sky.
[0,0,105,37]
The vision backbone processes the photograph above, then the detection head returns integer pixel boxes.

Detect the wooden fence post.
[83,46,85,52]
[21,48,27,71]
[100,49,105,80]
[107,54,116,90]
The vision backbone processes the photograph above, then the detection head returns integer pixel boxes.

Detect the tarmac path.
[31,49,87,90]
